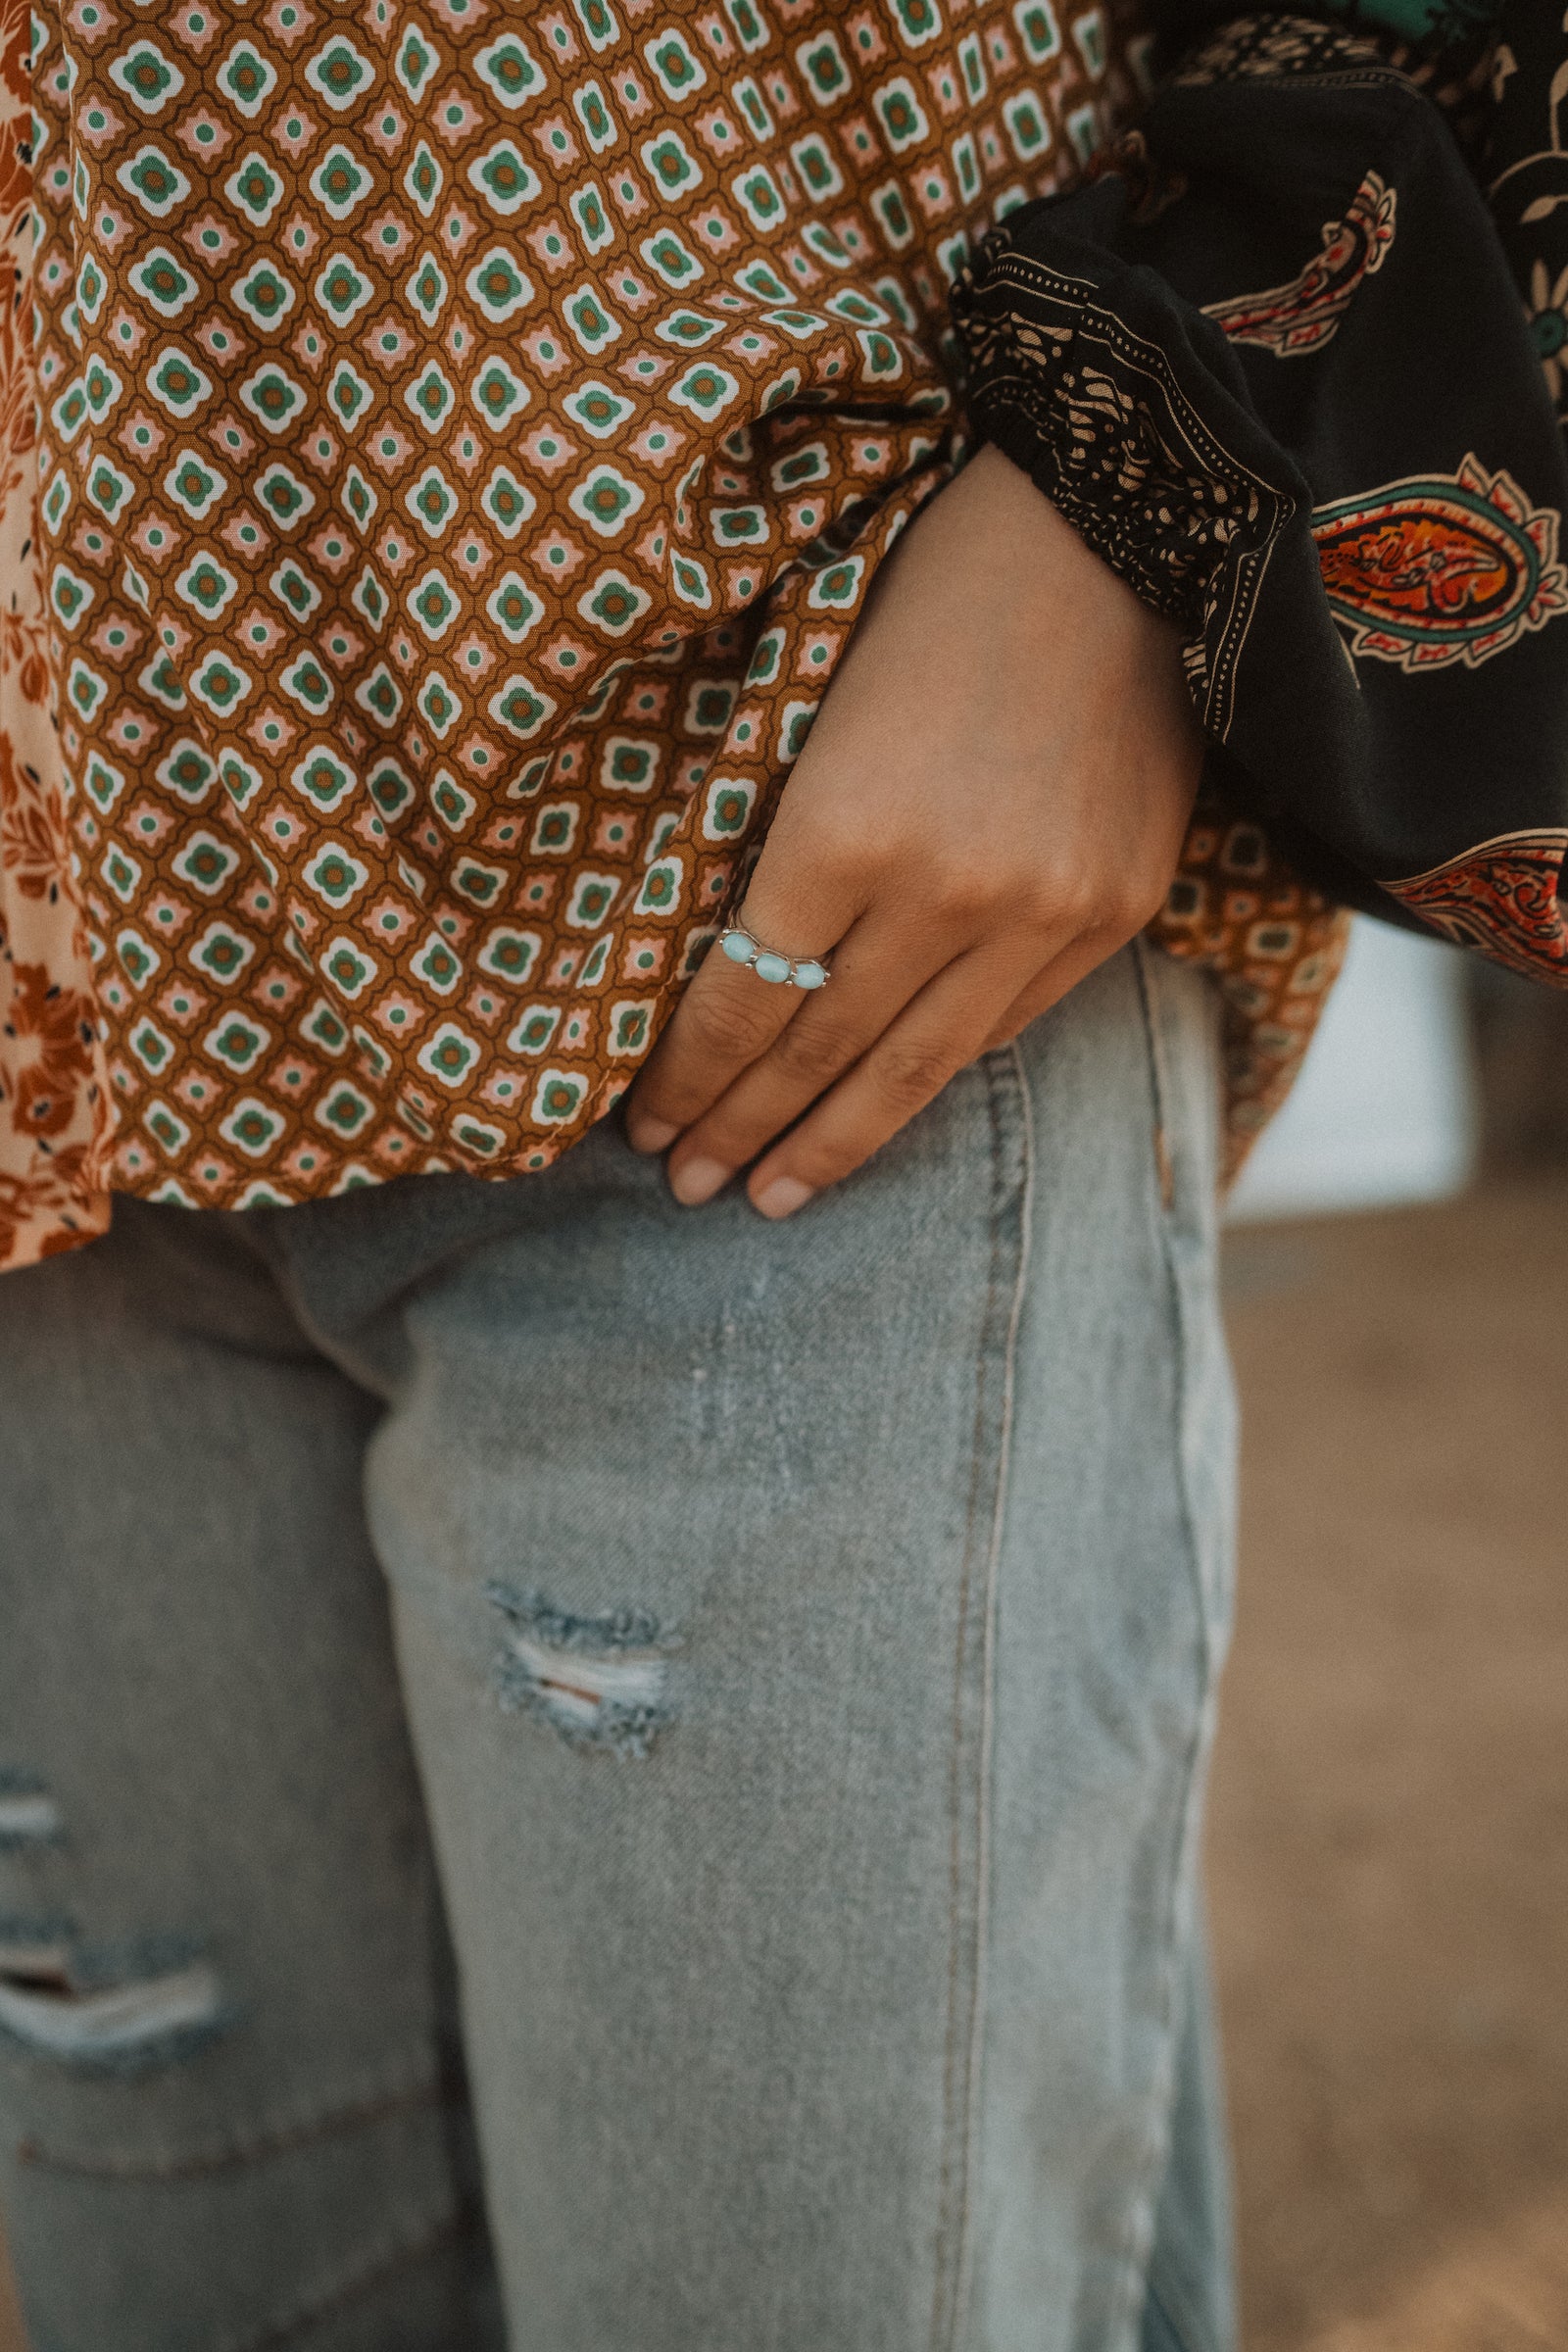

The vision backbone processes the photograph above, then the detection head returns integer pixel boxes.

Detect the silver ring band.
[718,924,829,991]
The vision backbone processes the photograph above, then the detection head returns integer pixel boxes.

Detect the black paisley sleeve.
[951,12,1568,987]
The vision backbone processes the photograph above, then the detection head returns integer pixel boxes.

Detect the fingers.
[658,907,972,1203]
[624,825,864,1153]
[623,934,812,1156]
[737,936,1059,1218]
[978,930,1118,1053]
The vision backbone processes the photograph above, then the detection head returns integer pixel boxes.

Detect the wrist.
[937,442,1189,658]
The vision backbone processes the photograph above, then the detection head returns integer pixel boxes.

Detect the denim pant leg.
[0,1206,504,2351]
[265,940,1236,2352]
[1143,1922,1236,2352]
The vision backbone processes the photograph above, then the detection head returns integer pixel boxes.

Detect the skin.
[623,442,1204,1218]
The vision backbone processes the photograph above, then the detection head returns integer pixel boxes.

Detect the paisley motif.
[1204,171,1397,357]
[1382,827,1568,980]
[1310,454,1568,667]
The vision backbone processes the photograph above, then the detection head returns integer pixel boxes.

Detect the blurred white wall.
[1227,916,1479,1222]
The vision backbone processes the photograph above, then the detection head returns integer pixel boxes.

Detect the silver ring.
[718,923,830,991]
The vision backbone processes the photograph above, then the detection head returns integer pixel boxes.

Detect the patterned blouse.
[0,0,1562,1269]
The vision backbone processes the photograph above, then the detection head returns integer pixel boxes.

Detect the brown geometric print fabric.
[20,0,1142,1228]
[1,0,115,1267]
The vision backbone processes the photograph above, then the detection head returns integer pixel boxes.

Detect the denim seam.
[213,2195,479,2352]
[1145,2260,1214,2352]
[1144,2274,1202,2352]
[15,2052,454,2180]
[1136,935,1181,1209]
[1111,940,1226,2347]
[928,1043,1032,2352]
[955,1037,1035,2352]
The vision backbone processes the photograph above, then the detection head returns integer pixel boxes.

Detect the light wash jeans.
[0,942,1236,2352]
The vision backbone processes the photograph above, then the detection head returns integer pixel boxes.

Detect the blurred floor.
[2,1177,1565,2352]
[1215,1176,1568,2352]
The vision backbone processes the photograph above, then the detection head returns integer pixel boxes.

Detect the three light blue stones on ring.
[719,926,829,991]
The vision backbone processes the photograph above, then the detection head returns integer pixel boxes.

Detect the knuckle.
[1011,868,1070,932]
[930,862,1001,927]
[1043,863,1100,933]
[770,1018,855,1089]
[1110,864,1169,938]
[999,851,1099,935]
[1023,858,1137,939]
[874,1041,956,1112]
[682,985,778,1064]
[638,984,778,1123]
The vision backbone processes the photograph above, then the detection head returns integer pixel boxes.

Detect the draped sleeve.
[951,10,1568,989]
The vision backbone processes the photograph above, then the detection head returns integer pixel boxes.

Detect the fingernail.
[669,1155,731,1206]
[753,1175,814,1221]
[627,1114,677,1155]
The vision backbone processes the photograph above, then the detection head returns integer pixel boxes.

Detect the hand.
[624,443,1203,1217]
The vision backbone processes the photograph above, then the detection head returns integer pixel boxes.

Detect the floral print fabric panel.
[1487,0,1568,434]
[1213,0,1565,431]
[958,15,1568,1045]
[0,0,112,1268]
[25,0,1134,1223]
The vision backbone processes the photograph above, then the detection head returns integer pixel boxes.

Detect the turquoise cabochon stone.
[720,929,758,964]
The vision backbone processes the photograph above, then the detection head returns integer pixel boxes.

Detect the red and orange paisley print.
[1202,169,1396,356]
[1311,455,1568,671]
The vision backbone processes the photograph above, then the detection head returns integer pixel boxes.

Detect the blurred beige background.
[3,967,1565,2349]
[1218,1178,1568,2351]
